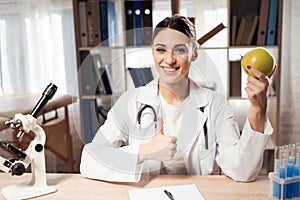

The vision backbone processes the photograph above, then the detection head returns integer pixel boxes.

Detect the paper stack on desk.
[128,184,205,200]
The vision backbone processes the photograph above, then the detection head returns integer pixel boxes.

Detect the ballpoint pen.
[164,189,175,200]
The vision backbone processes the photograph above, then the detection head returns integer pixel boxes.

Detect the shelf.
[199,47,228,50]
[79,45,155,51]
[229,45,279,49]
[79,46,125,51]
[81,92,123,100]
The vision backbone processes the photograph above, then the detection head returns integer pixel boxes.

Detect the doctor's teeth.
[164,67,176,72]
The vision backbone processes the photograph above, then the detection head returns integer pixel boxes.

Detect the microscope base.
[2,181,56,200]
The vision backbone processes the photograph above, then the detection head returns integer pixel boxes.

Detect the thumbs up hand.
[138,117,177,163]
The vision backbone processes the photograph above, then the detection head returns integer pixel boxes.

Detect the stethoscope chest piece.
[137,104,157,130]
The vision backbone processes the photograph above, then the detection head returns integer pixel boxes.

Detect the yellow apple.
[241,47,275,77]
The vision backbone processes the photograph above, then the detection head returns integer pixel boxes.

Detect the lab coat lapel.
[136,78,160,106]
[182,80,210,174]
[178,91,208,157]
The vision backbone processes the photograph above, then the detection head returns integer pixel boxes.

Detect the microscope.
[0,83,58,199]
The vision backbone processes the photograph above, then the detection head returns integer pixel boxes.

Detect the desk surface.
[0,173,270,200]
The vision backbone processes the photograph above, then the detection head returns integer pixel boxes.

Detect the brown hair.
[152,14,196,42]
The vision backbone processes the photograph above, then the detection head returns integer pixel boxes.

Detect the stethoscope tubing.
[137,104,208,149]
[137,104,157,129]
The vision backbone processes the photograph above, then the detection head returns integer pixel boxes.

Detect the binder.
[99,0,109,46]
[86,1,101,46]
[128,67,154,87]
[128,68,144,87]
[91,53,106,95]
[231,15,237,46]
[82,99,100,143]
[80,51,102,96]
[108,1,117,46]
[142,0,153,45]
[78,2,88,47]
[246,15,259,45]
[125,1,134,46]
[229,61,241,97]
[235,16,246,45]
[256,0,270,45]
[82,99,93,143]
[241,20,252,45]
[266,0,279,45]
[140,67,154,84]
[133,0,143,46]
[99,65,113,95]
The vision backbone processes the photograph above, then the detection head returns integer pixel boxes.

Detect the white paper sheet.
[128,184,205,200]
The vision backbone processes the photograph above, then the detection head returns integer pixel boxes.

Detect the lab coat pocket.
[198,144,217,175]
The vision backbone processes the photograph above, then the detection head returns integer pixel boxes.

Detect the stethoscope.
[136,104,208,149]
[137,104,157,129]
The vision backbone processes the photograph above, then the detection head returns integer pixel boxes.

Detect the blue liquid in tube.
[293,165,299,198]
[273,158,280,197]
[273,146,281,198]
[294,149,300,199]
[280,147,288,199]
[287,144,295,199]
[279,166,287,199]
[286,163,294,199]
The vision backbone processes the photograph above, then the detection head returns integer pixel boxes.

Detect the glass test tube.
[273,145,281,197]
[280,145,288,178]
[280,146,288,199]
[293,143,300,199]
[287,144,296,199]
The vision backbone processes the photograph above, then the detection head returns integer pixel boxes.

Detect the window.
[0,0,76,96]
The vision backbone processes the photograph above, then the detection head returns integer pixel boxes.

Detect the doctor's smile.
[161,66,180,73]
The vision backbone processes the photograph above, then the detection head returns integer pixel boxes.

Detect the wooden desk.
[0,93,77,173]
[0,173,270,199]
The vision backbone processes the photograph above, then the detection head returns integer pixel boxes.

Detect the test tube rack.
[269,172,300,200]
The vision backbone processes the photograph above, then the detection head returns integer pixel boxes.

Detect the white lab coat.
[80,78,272,182]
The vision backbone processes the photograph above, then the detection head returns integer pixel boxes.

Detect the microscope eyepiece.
[30,83,58,118]
[42,83,58,99]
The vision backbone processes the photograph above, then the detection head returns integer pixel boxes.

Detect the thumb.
[157,117,164,135]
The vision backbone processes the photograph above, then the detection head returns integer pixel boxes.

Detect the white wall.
[279,0,300,144]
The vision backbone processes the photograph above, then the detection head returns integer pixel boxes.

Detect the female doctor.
[80,15,276,183]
